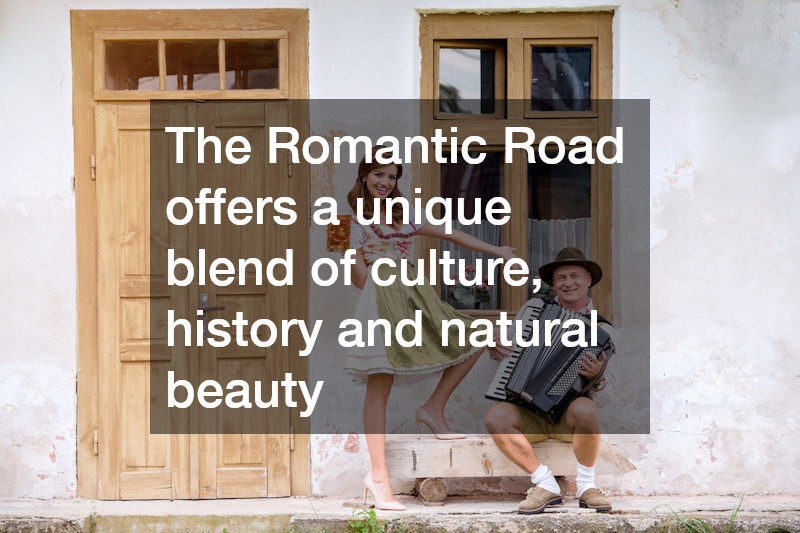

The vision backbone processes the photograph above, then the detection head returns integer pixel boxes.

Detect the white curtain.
[528,217,592,287]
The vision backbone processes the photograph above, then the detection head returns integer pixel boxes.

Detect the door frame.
[71,9,310,499]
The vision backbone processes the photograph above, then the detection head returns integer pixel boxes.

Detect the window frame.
[434,39,506,120]
[419,11,614,319]
[524,38,599,118]
[94,30,290,100]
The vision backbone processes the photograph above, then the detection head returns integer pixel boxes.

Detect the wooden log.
[414,477,448,503]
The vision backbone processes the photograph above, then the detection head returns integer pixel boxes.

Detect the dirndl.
[344,262,483,375]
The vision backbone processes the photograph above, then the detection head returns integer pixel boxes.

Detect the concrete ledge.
[0,518,81,533]
[383,512,800,533]
[71,509,800,533]
[1,495,798,533]
[89,514,293,533]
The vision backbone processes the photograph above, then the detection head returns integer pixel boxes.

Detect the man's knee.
[484,403,521,434]
[567,397,599,431]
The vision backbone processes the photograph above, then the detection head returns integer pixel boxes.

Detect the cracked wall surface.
[1,0,798,498]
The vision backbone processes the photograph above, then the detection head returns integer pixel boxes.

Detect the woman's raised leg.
[417,350,483,435]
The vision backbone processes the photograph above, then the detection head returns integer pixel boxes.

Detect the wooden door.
[194,101,293,498]
[95,101,299,499]
[73,9,310,500]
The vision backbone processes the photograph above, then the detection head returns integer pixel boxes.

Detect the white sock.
[530,464,560,494]
[576,462,597,497]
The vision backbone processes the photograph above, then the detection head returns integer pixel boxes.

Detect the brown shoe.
[518,486,563,514]
[578,488,612,512]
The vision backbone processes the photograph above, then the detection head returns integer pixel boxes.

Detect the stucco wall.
[0,0,798,499]
[0,0,78,498]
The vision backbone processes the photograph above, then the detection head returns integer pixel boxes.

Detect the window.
[435,41,505,117]
[527,43,594,113]
[420,12,613,317]
[96,31,288,99]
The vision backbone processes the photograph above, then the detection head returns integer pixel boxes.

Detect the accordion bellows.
[485,299,614,424]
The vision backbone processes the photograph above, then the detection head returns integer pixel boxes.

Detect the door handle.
[199,293,226,339]
[199,293,226,312]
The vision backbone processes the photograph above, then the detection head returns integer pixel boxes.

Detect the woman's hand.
[495,245,517,261]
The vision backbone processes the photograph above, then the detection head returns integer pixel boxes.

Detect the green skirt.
[345,262,485,375]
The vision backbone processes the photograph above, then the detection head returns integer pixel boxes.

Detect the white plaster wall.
[0,0,78,498]
[621,0,800,495]
[1,0,798,499]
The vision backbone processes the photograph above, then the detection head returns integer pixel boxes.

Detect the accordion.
[485,299,614,424]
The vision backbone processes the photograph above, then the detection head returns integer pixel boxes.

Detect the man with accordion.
[484,247,617,514]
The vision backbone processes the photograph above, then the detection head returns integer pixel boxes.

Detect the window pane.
[105,41,159,90]
[531,46,591,111]
[439,48,495,114]
[224,40,280,90]
[527,160,592,296]
[165,40,219,90]
[439,153,503,309]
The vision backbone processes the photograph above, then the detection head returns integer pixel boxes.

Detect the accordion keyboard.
[547,345,601,397]
[484,300,544,402]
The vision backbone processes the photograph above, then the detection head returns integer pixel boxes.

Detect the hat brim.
[539,260,603,288]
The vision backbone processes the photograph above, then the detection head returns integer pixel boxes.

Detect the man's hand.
[488,332,514,361]
[577,350,606,380]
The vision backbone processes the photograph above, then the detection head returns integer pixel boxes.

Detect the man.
[485,247,617,514]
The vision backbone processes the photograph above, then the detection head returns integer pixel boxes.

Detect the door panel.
[96,101,296,499]
[195,101,292,498]
[96,103,191,499]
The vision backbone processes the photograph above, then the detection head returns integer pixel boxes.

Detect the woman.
[345,148,516,510]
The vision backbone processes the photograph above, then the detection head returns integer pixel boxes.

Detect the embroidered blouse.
[350,210,427,267]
